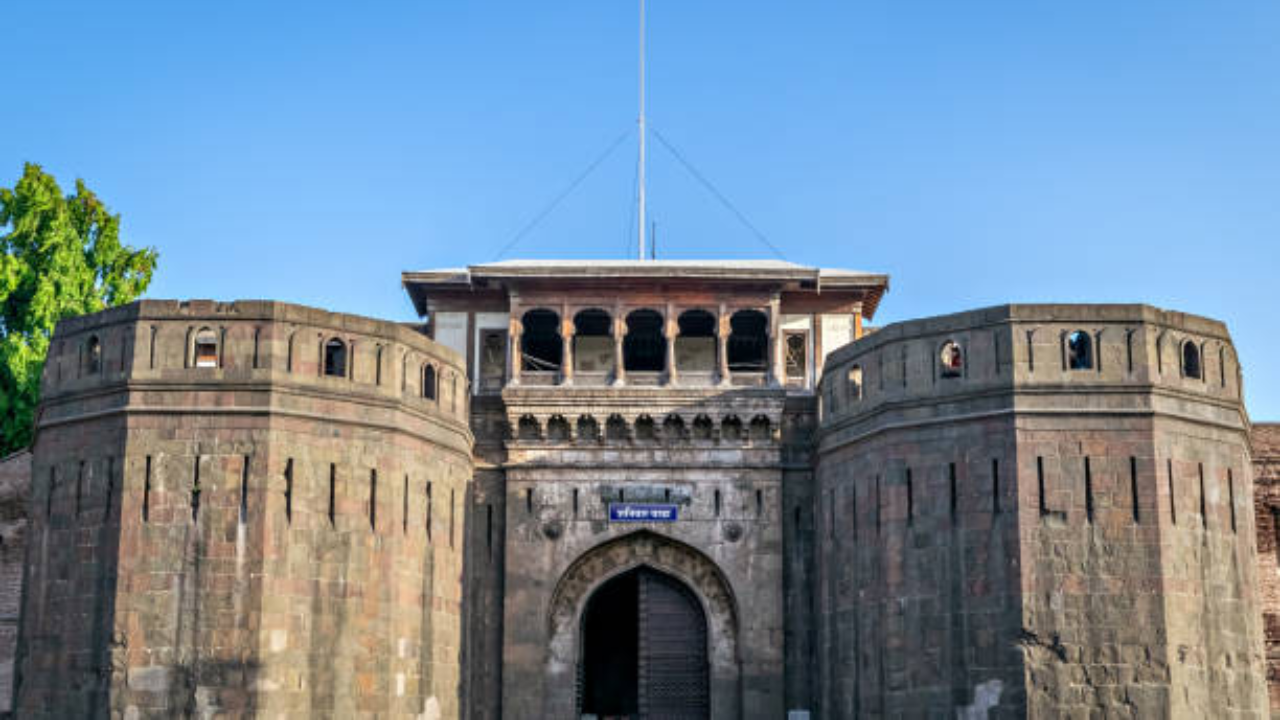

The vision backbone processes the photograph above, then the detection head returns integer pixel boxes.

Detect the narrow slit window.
[328,463,336,526]
[1228,468,1237,533]
[1037,457,1047,516]
[192,456,201,521]
[1130,457,1140,524]
[1168,459,1177,525]
[403,474,409,534]
[75,460,84,517]
[143,458,151,522]
[104,457,115,521]
[1084,457,1094,523]
[756,488,763,517]
[426,481,434,542]
[573,488,579,517]
[991,459,1001,514]
[828,491,835,539]
[369,469,377,531]
[284,459,294,524]
[1198,463,1207,529]
[714,489,721,517]
[486,504,493,552]
[906,469,914,524]
[239,455,250,524]
[47,467,56,520]
[449,488,456,549]
[875,475,882,533]
[526,488,533,514]
[949,463,958,519]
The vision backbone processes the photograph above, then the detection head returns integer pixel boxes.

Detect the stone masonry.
[1251,423,1280,713]
[5,258,1277,719]
[13,301,471,718]
[0,451,29,718]
[816,305,1268,717]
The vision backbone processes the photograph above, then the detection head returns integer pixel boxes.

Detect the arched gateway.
[546,531,741,719]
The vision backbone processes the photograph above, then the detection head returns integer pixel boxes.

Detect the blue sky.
[3,2,1278,417]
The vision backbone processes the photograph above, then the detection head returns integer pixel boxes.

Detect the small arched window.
[1068,331,1093,371]
[940,341,963,378]
[422,364,437,400]
[847,365,863,401]
[85,336,102,375]
[194,328,218,368]
[323,338,347,377]
[1182,341,1202,380]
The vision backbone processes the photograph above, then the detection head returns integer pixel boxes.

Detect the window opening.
[480,330,507,389]
[727,310,768,372]
[521,308,562,372]
[624,309,665,372]
[784,332,808,382]
[324,338,347,377]
[195,328,218,368]
[572,308,614,374]
[1068,330,1093,370]
[422,364,437,400]
[675,309,716,373]
[939,340,963,378]
[1182,341,1202,380]
[86,336,102,375]
[847,365,863,401]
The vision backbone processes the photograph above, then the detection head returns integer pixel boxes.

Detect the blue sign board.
[609,503,679,522]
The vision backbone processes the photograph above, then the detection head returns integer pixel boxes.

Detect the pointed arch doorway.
[578,566,710,720]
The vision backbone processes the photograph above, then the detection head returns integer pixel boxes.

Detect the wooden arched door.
[579,567,709,719]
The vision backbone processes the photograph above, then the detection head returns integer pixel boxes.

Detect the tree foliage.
[0,163,158,454]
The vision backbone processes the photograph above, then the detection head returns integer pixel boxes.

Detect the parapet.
[819,303,1246,441]
[37,299,472,451]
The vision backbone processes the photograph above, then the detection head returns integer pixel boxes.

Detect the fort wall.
[14,300,472,719]
[1252,423,1280,712]
[815,304,1267,717]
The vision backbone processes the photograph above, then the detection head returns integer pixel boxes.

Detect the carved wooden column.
[768,298,782,387]
[613,311,627,386]
[664,305,679,386]
[561,314,576,385]
[508,314,524,386]
[717,303,731,386]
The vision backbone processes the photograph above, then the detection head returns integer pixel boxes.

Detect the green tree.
[0,163,158,454]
